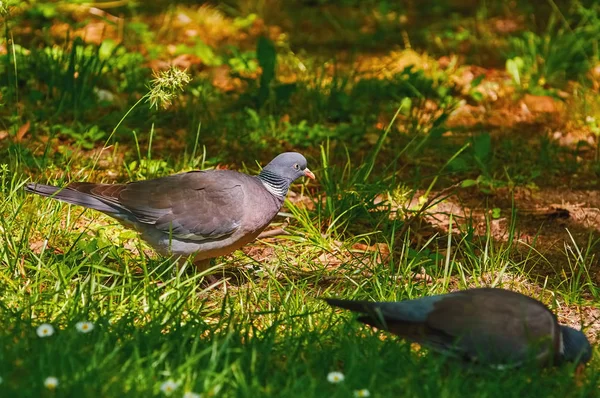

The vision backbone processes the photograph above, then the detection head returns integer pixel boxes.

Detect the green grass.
[1,1,600,397]
[1,160,598,396]
[1,299,598,397]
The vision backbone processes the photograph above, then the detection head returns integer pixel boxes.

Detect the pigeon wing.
[69,170,245,240]
[425,289,558,364]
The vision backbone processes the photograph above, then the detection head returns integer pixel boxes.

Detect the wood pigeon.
[325,288,592,367]
[25,152,314,268]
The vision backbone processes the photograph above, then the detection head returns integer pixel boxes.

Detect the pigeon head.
[258,152,314,197]
[560,326,592,364]
[263,152,314,181]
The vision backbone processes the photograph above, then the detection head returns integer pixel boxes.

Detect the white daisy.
[160,379,180,395]
[326,371,345,384]
[354,389,371,397]
[75,321,94,333]
[44,376,59,389]
[36,324,55,338]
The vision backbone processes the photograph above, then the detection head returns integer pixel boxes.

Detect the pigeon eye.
[294,164,299,170]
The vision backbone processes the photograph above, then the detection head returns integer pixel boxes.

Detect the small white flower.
[36,324,55,338]
[75,321,94,333]
[183,392,203,398]
[160,379,180,395]
[44,376,59,389]
[326,371,345,384]
[586,116,596,123]
[354,389,371,397]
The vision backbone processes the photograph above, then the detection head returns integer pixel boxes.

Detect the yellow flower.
[326,371,344,384]
[36,324,55,338]
[75,321,94,333]
[44,376,59,389]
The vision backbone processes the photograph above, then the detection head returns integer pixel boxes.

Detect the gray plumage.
[325,288,592,367]
[25,152,314,266]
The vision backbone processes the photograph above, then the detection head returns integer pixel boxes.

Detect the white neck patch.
[260,179,287,198]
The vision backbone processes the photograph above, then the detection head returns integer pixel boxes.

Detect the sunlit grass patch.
[1,1,600,396]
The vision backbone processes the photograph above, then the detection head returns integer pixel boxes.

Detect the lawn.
[0,1,598,397]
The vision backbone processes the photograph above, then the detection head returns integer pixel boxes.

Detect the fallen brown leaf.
[16,121,30,142]
[522,94,562,114]
[29,239,47,254]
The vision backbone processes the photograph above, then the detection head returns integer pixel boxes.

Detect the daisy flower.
[36,324,54,338]
[183,392,203,398]
[326,371,345,384]
[160,379,180,395]
[75,321,94,333]
[44,376,59,389]
[354,389,371,397]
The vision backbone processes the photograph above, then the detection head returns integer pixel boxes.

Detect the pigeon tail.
[25,183,117,214]
[325,295,440,323]
[324,298,374,313]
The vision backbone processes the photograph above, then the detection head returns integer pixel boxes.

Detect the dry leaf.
[16,121,30,142]
[29,239,47,254]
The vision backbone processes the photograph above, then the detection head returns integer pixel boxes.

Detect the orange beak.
[304,168,315,180]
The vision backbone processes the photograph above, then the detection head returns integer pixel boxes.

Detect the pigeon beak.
[304,168,315,180]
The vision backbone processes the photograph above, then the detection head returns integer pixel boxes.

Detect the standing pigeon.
[325,288,592,367]
[25,152,315,268]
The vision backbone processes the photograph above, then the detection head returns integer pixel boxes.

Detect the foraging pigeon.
[325,288,592,367]
[25,152,315,268]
